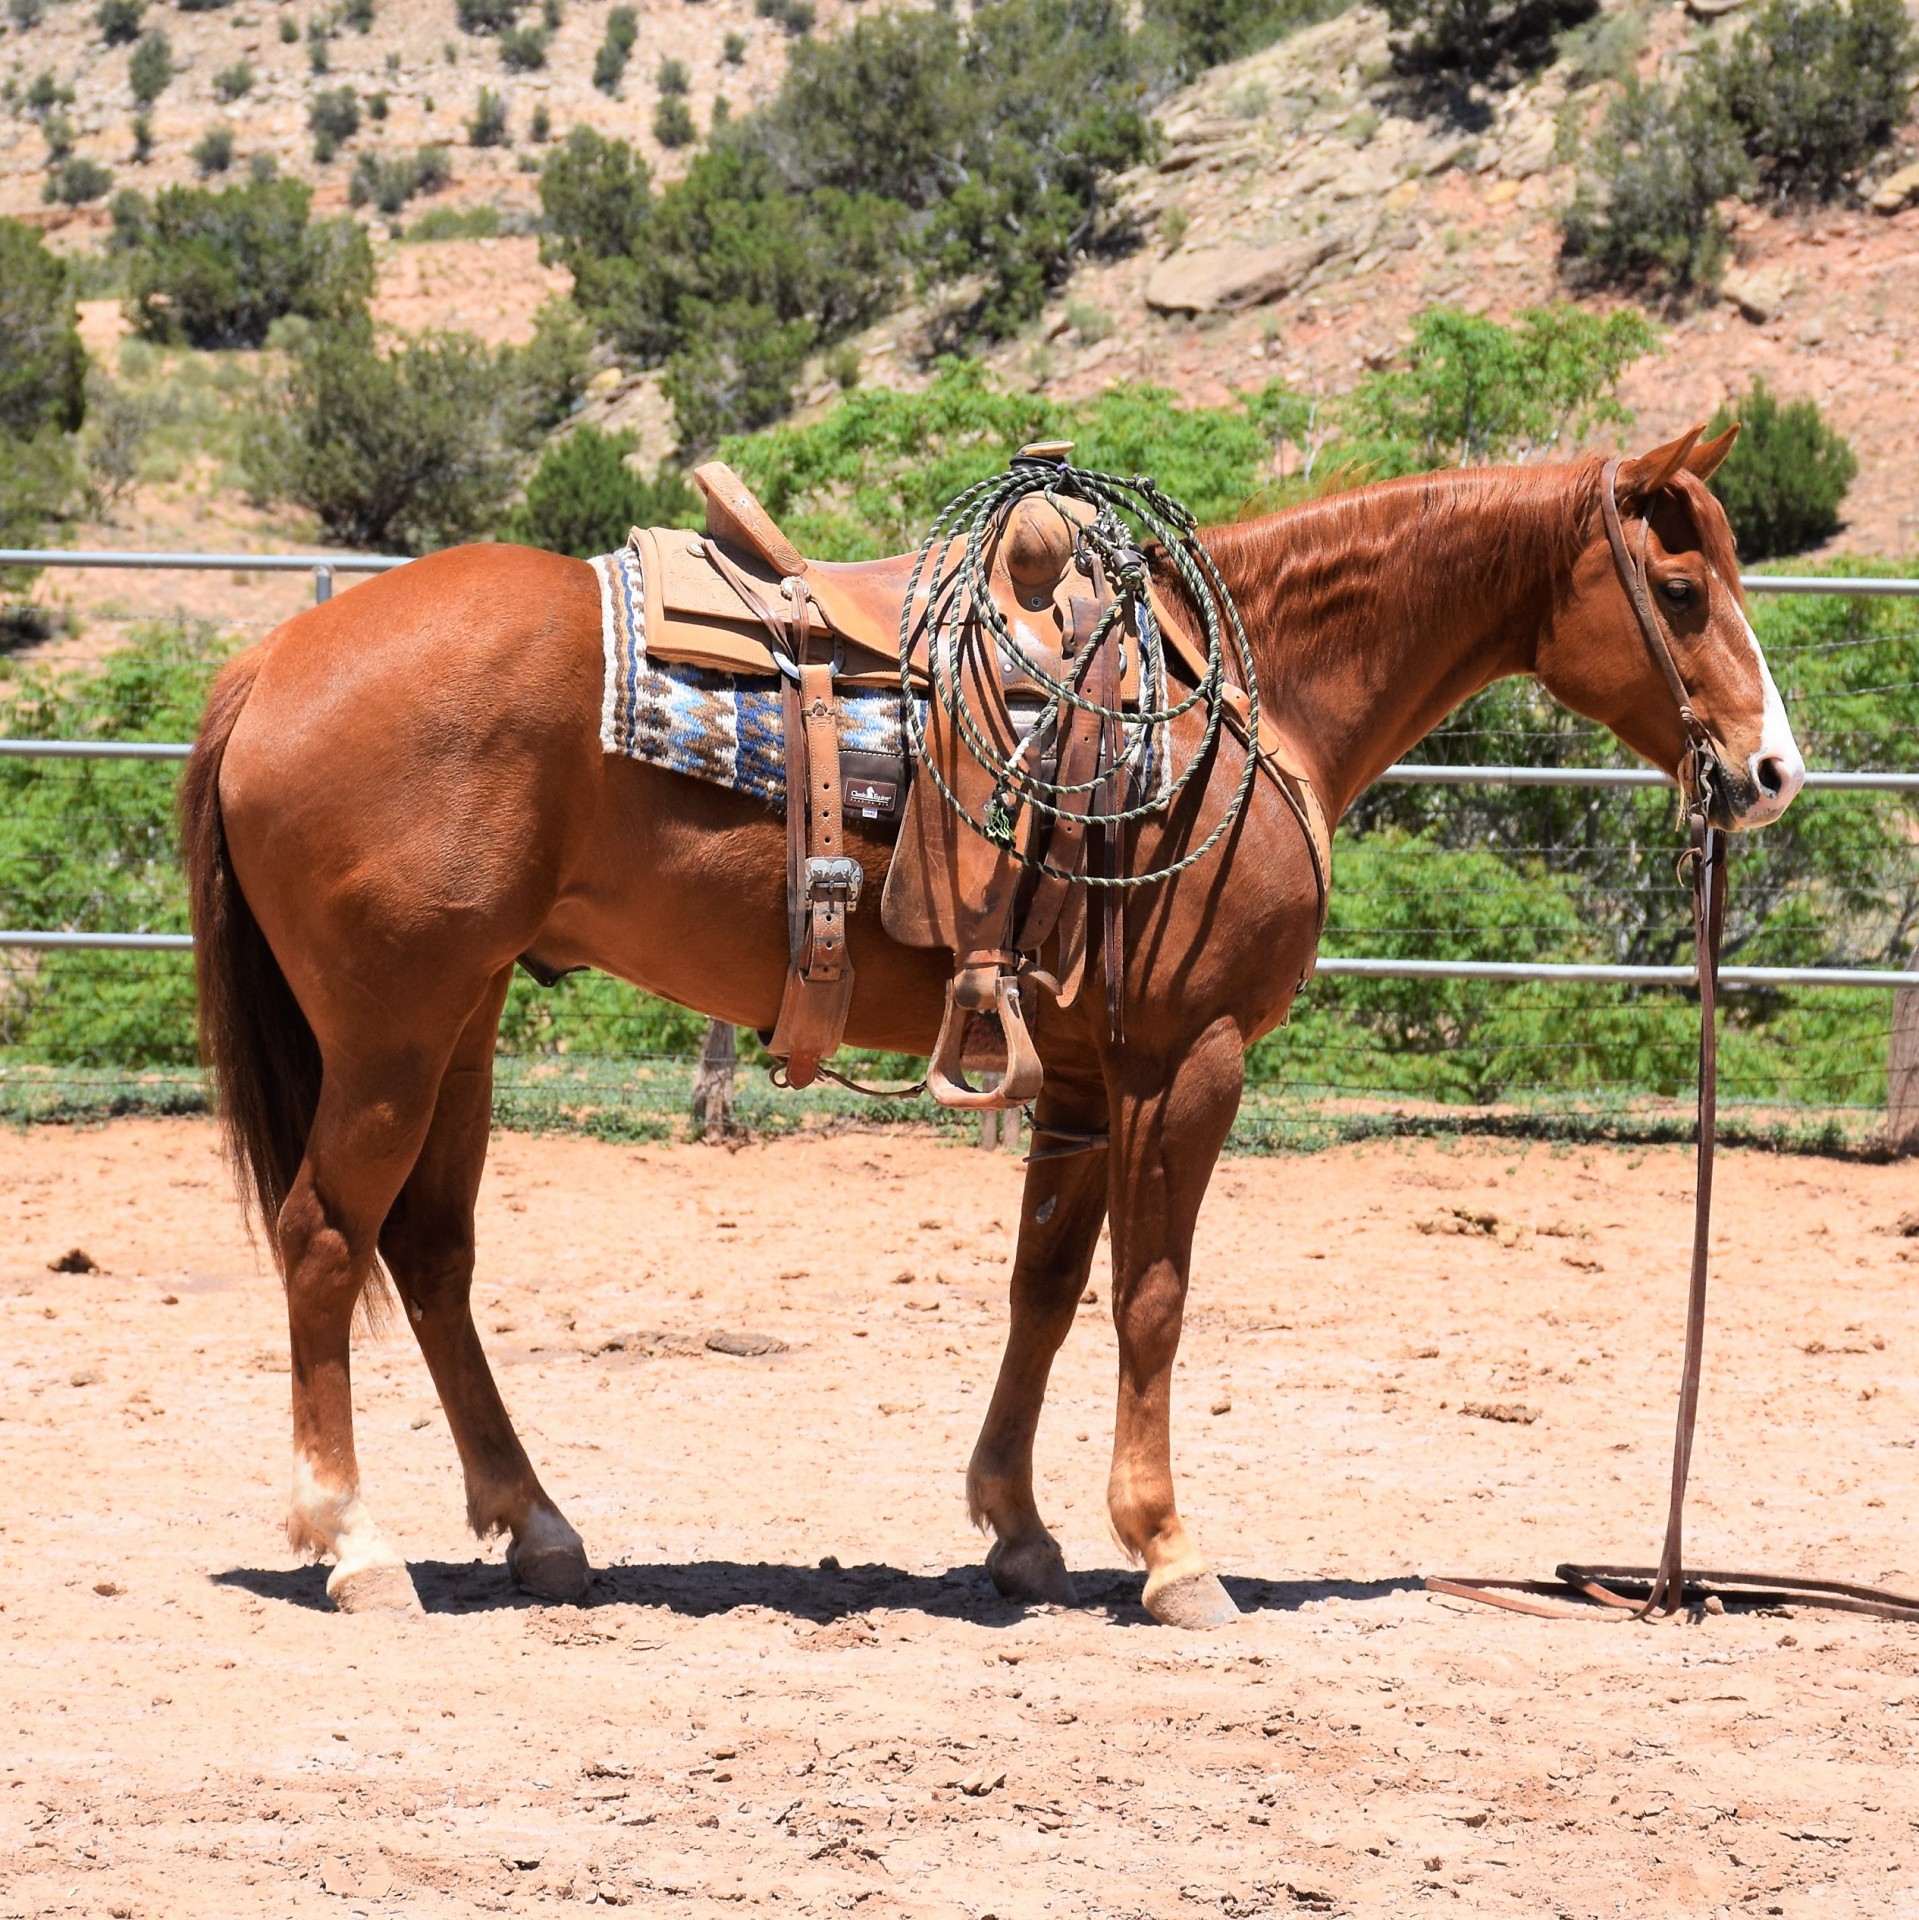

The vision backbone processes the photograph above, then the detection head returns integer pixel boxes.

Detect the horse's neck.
[1207,467,1583,820]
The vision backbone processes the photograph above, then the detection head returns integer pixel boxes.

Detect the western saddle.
[631,448,1329,1110]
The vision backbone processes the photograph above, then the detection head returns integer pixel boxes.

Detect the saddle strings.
[895,457,1262,887]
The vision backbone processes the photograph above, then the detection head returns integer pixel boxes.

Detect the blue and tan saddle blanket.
[592,531,917,818]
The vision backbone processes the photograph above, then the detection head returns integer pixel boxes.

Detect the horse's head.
[1537,426,1804,830]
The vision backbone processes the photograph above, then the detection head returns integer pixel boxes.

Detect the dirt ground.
[2,1119,1918,1919]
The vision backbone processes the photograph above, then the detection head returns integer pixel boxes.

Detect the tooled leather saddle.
[632,448,1329,1110]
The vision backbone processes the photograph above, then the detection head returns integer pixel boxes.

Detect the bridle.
[1598,455,1728,1620]
[1428,469,1919,1625]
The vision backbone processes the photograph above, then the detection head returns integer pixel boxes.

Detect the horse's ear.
[1686,422,1740,482]
[1617,426,1705,502]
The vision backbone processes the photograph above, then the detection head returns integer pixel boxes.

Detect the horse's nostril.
[1756,754,1787,797]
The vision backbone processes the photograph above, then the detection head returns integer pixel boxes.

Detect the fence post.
[314,565,333,604]
[1888,952,1919,1154]
[690,1020,737,1141]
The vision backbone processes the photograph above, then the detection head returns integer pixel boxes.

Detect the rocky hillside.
[969,4,1919,557]
[7,0,1919,564]
[0,0,857,222]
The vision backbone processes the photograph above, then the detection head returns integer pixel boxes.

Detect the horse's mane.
[1193,458,1740,674]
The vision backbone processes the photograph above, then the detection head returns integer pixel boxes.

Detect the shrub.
[82,372,153,513]
[349,149,416,214]
[10,0,46,26]
[1561,74,1749,292]
[278,12,295,41]
[130,114,152,163]
[127,28,171,105]
[503,425,699,556]
[1339,304,1657,470]
[1704,376,1857,557]
[467,86,508,146]
[0,220,88,441]
[45,154,115,205]
[656,55,690,94]
[594,5,637,92]
[661,299,816,448]
[412,144,453,194]
[529,101,552,142]
[367,90,389,122]
[723,29,746,62]
[123,178,375,348]
[1383,0,1595,80]
[96,0,142,45]
[1143,0,1347,75]
[212,60,254,102]
[242,323,538,552]
[499,23,547,69]
[309,85,360,163]
[27,71,75,115]
[41,110,76,162]
[400,202,498,241]
[191,126,234,176]
[306,23,329,73]
[539,124,651,272]
[1701,0,1917,203]
[652,93,695,148]
[507,297,595,433]
[756,0,813,31]
[456,0,518,29]
[342,0,374,29]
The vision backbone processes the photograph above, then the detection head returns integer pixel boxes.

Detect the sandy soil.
[3,1119,1918,1918]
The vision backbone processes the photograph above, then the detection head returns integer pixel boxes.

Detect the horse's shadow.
[211,1559,1421,1625]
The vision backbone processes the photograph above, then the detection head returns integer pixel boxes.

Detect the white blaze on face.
[1737,609,1805,827]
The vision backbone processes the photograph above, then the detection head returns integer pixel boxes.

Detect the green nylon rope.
[894,454,1262,888]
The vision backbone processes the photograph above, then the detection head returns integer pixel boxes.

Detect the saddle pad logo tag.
[847,777,898,818]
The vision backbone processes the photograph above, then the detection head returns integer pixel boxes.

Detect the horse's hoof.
[327,1560,423,1616]
[986,1532,1079,1606]
[508,1535,591,1604]
[1144,1568,1240,1630]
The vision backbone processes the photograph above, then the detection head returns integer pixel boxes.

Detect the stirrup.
[925,963,1044,1111]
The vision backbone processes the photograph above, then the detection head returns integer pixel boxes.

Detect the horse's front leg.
[966,1066,1110,1605]
[1106,1017,1245,1628]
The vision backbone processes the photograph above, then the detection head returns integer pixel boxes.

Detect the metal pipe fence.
[1,550,1914,1002]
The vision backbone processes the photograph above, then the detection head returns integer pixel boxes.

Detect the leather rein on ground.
[1429,461,1919,1627]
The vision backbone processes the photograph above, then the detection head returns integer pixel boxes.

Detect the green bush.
[349,144,452,214]
[27,71,76,114]
[594,4,637,92]
[44,154,115,206]
[190,125,234,176]
[308,84,360,162]
[1383,0,1594,79]
[127,28,171,104]
[504,425,700,556]
[343,0,374,28]
[499,23,548,69]
[130,113,153,163]
[10,0,46,27]
[1701,0,1916,203]
[1561,73,1749,292]
[656,55,690,94]
[212,59,253,101]
[509,298,595,433]
[123,177,375,349]
[652,92,696,148]
[723,29,746,63]
[242,319,571,552]
[661,299,817,449]
[1142,0,1349,74]
[96,0,142,45]
[455,0,519,29]
[1704,375,1857,558]
[1338,305,1656,471]
[529,102,552,142]
[0,218,87,459]
[400,203,499,242]
[468,86,508,146]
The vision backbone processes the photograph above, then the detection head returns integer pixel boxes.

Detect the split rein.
[1432,462,1919,1627]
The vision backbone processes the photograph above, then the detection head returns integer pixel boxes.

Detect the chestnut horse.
[181,425,1802,1627]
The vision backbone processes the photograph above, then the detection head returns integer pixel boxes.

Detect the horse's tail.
[180,650,321,1258]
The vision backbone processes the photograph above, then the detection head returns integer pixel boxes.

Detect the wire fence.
[0,549,1914,1153]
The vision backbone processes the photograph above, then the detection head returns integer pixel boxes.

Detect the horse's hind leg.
[1106,1018,1245,1629]
[378,968,589,1603]
[279,1049,448,1614]
[966,1064,1109,1606]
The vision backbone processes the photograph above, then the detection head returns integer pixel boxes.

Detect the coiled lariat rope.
[895,453,1261,886]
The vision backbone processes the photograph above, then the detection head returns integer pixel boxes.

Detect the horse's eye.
[1662,578,1695,607]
